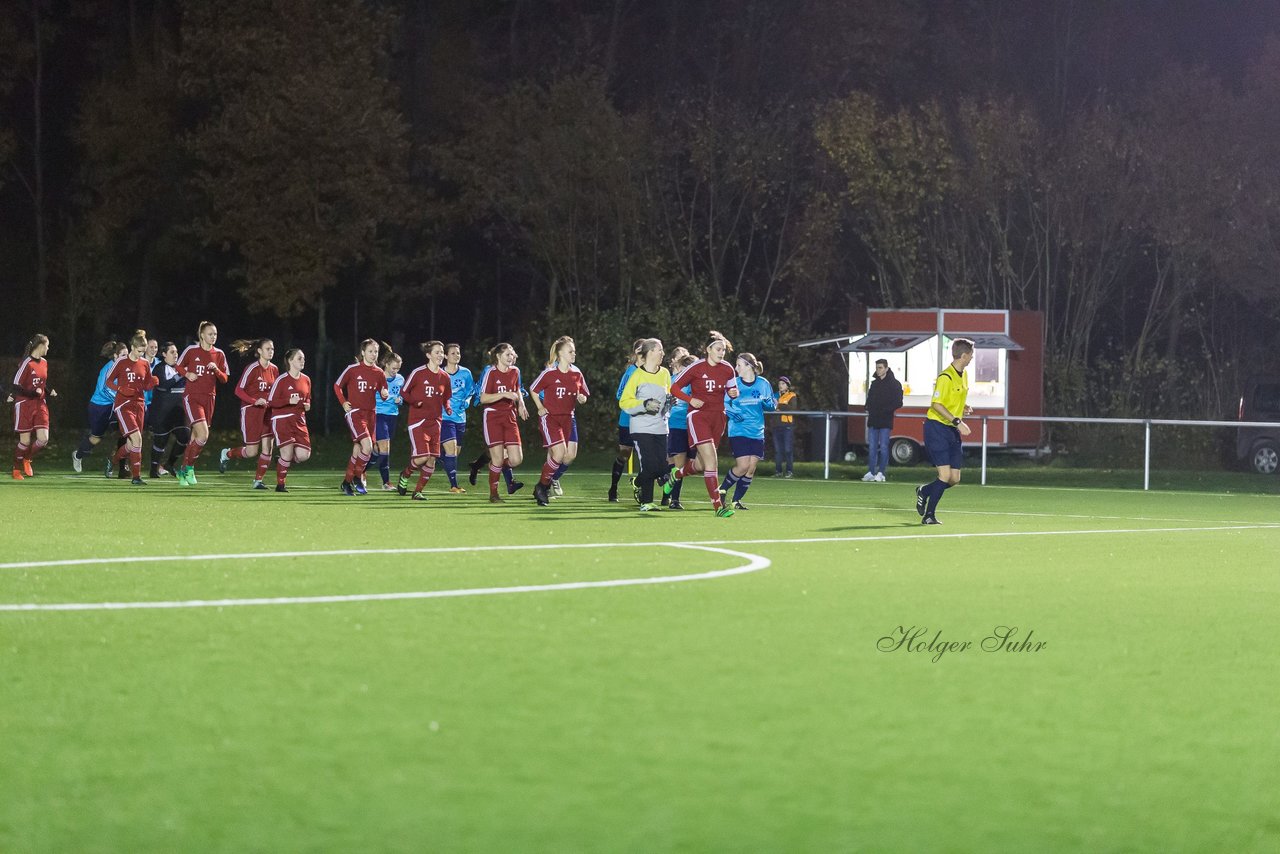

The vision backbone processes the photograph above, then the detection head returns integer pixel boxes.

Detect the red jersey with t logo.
[106,357,157,400]
[481,366,522,414]
[671,359,736,412]
[235,362,279,406]
[177,345,229,396]
[269,373,312,418]
[401,365,453,421]
[529,366,590,415]
[12,357,48,399]
[333,362,388,412]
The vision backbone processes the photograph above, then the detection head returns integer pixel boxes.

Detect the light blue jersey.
[444,365,476,424]
[725,375,776,440]
[615,364,636,427]
[376,372,405,416]
[668,396,689,430]
[89,360,117,406]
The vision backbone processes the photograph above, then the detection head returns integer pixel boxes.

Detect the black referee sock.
[610,458,625,489]
[926,479,950,517]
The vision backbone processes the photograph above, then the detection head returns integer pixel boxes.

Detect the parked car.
[1237,376,1280,474]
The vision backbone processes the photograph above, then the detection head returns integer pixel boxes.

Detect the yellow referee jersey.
[925,365,968,425]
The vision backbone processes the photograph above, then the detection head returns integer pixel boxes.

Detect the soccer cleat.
[668,500,685,511]
[218,448,231,474]
[396,475,410,496]
[660,465,678,496]
[131,477,146,486]
[489,494,504,503]
[381,483,396,491]
[633,484,642,505]
[11,469,22,481]
[275,484,289,493]
[533,482,550,507]
[186,467,198,485]
[915,485,927,517]
[411,491,427,501]
[660,493,670,507]
[149,464,160,479]
[468,461,481,486]
[253,480,267,490]
[177,467,190,487]
[448,486,466,494]
[157,465,170,477]
[506,480,524,496]
[118,460,131,479]
[639,503,657,512]
[71,451,82,474]
[551,479,563,497]
[104,458,113,478]
[353,479,368,495]
[607,488,618,503]
[715,503,735,518]
[733,500,749,510]
[862,471,876,482]
[23,460,33,477]
[340,480,355,496]
[922,515,941,525]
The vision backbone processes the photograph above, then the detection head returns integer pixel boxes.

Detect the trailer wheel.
[890,438,920,465]
[1250,440,1279,475]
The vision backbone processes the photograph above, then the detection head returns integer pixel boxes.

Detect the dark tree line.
[2,0,1280,440]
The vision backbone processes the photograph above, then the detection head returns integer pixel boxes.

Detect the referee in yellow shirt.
[915,338,975,525]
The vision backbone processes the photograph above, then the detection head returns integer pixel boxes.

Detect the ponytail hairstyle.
[100,340,125,359]
[419,340,445,358]
[737,352,763,376]
[357,338,379,361]
[630,338,644,365]
[197,320,216,337]
[636,338,663,362]
[705,330,733,355]
[549,335,574,366]
[229,338,272,359]
[669,345,690,363]
[24,333,49,358]
[283,348,304,369]
[674,352,697,373]
[488,342,514,366]
[378,340,400,369]
[128,332,148,352]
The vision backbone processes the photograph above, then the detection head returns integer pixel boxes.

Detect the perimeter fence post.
[1143,420,1151,491]
[823,413,831,480]
[981,416,989,486]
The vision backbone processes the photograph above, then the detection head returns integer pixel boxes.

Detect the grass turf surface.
[2,464,1279,852]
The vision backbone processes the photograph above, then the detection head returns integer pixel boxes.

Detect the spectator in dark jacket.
[863,359,903,482]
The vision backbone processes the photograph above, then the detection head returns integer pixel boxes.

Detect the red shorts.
[12,398,49,433]
[240,405,270,444]
[113,398,146,436]
[407,416,442,459]
[183,393,216,427]
[687,408,727,447]
[343,408,373,442]
[538,413,574,447]
[271,413,311,450]
[482,408,521,448]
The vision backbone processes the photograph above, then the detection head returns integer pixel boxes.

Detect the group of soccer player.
[9,325,782,516]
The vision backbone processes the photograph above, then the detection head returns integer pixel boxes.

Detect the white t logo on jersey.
[357,380,370,393]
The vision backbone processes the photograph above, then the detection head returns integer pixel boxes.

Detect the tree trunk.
[32,0,47,328]
[317,295,330,435]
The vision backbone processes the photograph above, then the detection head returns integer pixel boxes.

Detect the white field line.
[0,544,768,612]
[741,500,1272,526]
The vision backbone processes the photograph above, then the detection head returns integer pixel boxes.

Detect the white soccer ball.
[843,451,857,463]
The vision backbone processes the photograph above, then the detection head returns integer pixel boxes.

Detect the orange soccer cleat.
[12,468,24,481]
[22,460,33,477]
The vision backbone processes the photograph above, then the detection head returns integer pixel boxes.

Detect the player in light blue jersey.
[440,343,476,493]
[71,339,127,473]
[372,344,405,490]
[466,360,526,495]
[608,339,643,502]
[662,347,695,508]
[721,352,775,510]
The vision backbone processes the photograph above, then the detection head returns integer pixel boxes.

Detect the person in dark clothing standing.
[771,377,797,477]
[863,358,903,482]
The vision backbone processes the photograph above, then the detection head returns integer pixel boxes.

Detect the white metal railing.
[766,411,1280,488]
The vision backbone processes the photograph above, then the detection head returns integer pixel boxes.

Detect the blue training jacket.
[724,375,777,440]
[615,365,636,427]
[444,366,476,424]
[376,372,405,416]
[89,360,117,406]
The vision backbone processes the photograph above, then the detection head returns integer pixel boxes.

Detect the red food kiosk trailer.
[802,307,1044,464]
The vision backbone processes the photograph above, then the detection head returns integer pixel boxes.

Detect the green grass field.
[3,459,1279,852]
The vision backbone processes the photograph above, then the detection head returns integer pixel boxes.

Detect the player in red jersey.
[333,338,390,496]
[105,333,159,485]
[9,333,57,480]
[218,338,279,489]
[394,340,453,501]
[267,348,312,492]
[529,335,590,506]
[479,342,530,503]
[662,330,739,516]
[175,321,229,485]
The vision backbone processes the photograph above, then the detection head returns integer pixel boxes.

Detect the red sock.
[229,447,245,460]
[130,448,142,479]
[183,439,206,467]
[345,456,358,481]
[354,451,371,478]
[255,453,272,481]
[415,463,435,492]
[540,456,558,487]
[400,465,416,480]
[113,444,129,463]
[277,458,291,485]
[14,443,29,469]
[678,459,699,479]
[703,469,721,504]
[488,463,502,496]
[30,439,46,459]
